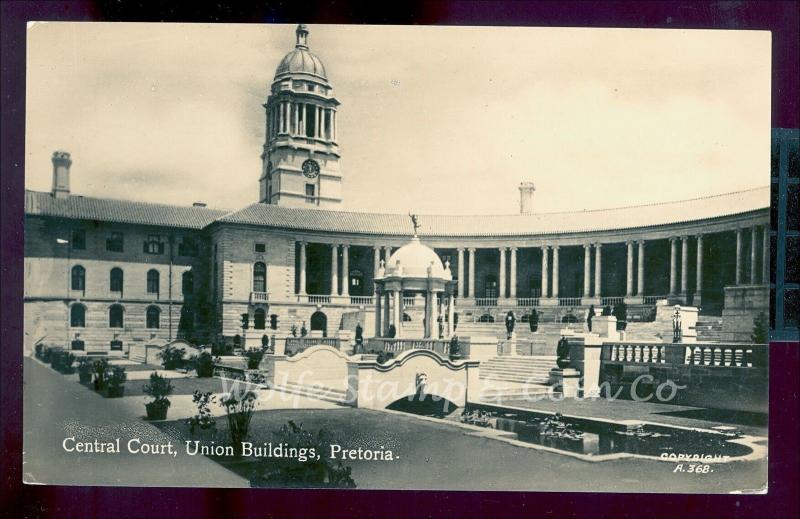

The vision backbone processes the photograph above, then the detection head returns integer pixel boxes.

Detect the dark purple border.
[2,2,798,518]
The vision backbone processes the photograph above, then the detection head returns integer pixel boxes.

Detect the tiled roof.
[218,186,769,237]
[25,190,228,230]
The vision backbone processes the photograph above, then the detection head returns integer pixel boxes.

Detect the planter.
[78,372,92,384]
[556,357,571,369]
[105,385,125,398]
[145,401,170,421]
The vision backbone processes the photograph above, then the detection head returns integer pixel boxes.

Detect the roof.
[275,47,328,82]
[218,186,770,237]
[382,236,452,279]
[25,190,228,230]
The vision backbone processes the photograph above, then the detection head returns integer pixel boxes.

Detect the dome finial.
[296,24,309,49]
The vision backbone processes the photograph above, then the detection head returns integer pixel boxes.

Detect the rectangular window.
[106,232,124,252]
[255,243,266,253]
[305,184,316,203]
[178,236,199,256]
[110,340,123,351]
[143,235,164,254]
[71,230,86,250]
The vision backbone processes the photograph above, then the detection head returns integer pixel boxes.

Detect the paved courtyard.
[23,357,767,492]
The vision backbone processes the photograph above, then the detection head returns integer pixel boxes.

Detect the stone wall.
[720,285,769,342]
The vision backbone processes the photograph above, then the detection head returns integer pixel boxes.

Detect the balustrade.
[250,291,269,303]
[642,295,667,305]
[558,297,582,307]
[601,296,624,306]
[350,296,374,305]
[516,297,540,307]
[603,341,766,368]
[475,297,498,307]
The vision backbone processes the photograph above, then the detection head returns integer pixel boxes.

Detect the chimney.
[192,202,207,208]
[51,151,72,199]
[518,181,536,214]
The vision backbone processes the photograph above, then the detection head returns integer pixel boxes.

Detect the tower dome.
[385,236,451,280]
[274,24,328,82]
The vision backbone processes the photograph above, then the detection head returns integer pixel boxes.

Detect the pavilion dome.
[385,236,451,280]
[274,25,328,82]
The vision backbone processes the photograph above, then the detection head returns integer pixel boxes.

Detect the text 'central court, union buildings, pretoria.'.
[24,25,769,354]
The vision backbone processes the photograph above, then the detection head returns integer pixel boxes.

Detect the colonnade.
[268,100,337,142]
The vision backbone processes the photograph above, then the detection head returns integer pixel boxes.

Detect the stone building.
[23,25,770,354]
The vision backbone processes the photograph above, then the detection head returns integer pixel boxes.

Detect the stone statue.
[556,336,571,369]
[409,212,420,235]
[587,305,595,332]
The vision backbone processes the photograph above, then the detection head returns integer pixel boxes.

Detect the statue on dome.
[409,213,420,235]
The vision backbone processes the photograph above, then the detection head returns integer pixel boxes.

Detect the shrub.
[51,350,76,373]
[92,358,110,391]
[220,388,257,456]
[195,351,217,378]
[106,366,127,397]
[47,347,65,367]
[77,358,93,384]
[250,421,356,488]
[186,391,216,435]
[244,349,265,369]
[158,345,187,370]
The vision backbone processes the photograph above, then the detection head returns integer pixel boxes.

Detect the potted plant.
[92,358,109,391]
[195,351,217,378]
[105,366,127,398]
[245,348,266,369]
[77,358,93,384]
[186,390,217,440]
[143,372,174,420]
[158,345,186,370]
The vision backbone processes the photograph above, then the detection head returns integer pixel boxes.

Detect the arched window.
[182,271,194,296]
[253,262,266,293]
[478,313,495,323]
[109,304,124,328]
[110,267,123,292]
[70,304,86,328]
[310,311,327,337]
[146,305,160,329]
[253,308,266,330]
[147,269,160,294]
[71,265,85,291]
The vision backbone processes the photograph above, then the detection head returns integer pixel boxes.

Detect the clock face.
[302,159,320,179]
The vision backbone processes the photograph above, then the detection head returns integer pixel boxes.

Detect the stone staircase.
[479,355,557,385]
[695,317,724,342]
[270,380,348,404]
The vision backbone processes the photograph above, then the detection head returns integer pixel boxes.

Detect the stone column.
[293,102,299,135]
[448,293,455,337]
[594,244,602,298]
[332,110,337,141]
[424,290,433,338]
[762,225,769,284]
[341,245,350,297]
[695,235,704,305]
[393,290,401,335]
[669,238,678,295]
[509,247,517,299]
[750,226,758,285]
[298,241,307,295]
[552,246,560,298]
[383,292,391,336]
[680,236,689,296]
[498,248,506,299]
[626,241,634,297]
[468,248,476,298]
[457,248,465,297]
[735,228,743,285]
[331,244,339,295]
[541,246,549,298]
[374,291,382,337]
[637,241,645,296]
[373,246,381,291]
[317,106,323,138]
[385,246,393,261]
[583,244,591,298]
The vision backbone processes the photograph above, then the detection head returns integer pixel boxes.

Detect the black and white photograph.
[20,20,781,493]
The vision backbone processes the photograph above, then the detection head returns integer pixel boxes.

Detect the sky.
[25,23,771,215]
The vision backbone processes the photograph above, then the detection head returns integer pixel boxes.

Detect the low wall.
[266,345,351,392]
[720,285,768,342]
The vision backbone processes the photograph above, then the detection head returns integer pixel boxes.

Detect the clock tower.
[259,24,342,209]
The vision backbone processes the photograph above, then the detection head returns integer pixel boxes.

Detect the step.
[272,381,348,404]
[480,375,551,384]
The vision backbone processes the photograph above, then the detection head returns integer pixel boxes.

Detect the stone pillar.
[594,244,602,298]
[669,238,678,295]
[552,246,560,298]
[294,102,299,135]
[583,244,591,298]
[298,242,307,295]
[331,244,339,295]
[374,291,382,337]
[637,241,645,296]
[393,290,401,335]
[762,225,769,284]
[424,290,433,338]
[750,226,758,285]
[626,241,634,297]
[373,246,381,291]
[317,106,323,138]
[457,248,465,297]
[468,248,476,298]
[448,293,455,337]
[341,245,350,297]
[541,246,549,298]
[509,247,517,299]
[680,236,689,297]
[695,235,704,304]
[385,246,393,261]
[332,110,337,141]
[498,247,506,299]
[735,228,743,285]
[383,292,391,336]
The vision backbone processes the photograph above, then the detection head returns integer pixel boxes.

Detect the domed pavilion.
[373,233,457,339]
